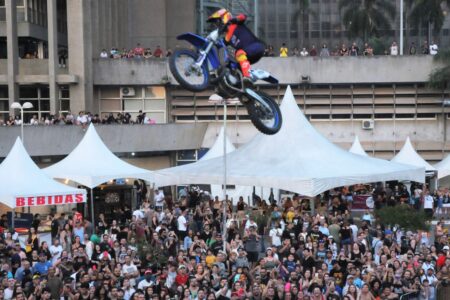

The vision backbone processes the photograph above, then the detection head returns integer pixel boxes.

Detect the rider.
[207,8,265,82]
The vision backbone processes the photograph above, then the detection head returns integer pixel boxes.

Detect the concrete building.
[257,0,450,52]
[0,0,449,172]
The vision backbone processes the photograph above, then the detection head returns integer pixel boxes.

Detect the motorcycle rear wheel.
[244,90,282,135]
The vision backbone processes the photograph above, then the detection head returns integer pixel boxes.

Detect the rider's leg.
[235,49,251,78]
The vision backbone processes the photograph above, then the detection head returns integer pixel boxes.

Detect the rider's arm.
[230,14,246,24]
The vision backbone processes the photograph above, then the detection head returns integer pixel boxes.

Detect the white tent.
[349,136,368,156]
[0,138,86,209]
[201,127,276,203]
[153,87,425,196]
[434,155,450,179]
[44,124,155,188]
[391,137,436,172]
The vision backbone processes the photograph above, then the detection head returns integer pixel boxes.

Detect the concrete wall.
[93,58,169,85]
[122,156,171,170]
[89,56,444,86]
[0,123,207,157]
[253,55,443,84]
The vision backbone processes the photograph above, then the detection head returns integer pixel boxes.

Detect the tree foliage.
[338,0,396,40]
[428,50,450,90]
[375,205,430,231]
[409,0,450,34]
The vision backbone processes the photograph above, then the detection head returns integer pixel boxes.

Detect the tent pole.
[222,101,228,252]
[90,188,95,226]
[11,208,15,230]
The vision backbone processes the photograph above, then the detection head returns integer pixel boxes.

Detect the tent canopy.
[391,137,436,172]
[201,127,275,202]
[0,138,86,208]
[44,124,155,188]
[153,87,425,196]
[434,155,450,179]
[349,136,368,156]
[200,127,236,161]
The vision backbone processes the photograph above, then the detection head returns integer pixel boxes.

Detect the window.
[99,86,167,124]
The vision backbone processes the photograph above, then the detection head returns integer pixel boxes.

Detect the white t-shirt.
[390,45,398,55]
[49,244,63,264]
[133,209,144,220]
[177,215,187,231]
[430,44,438,55]
[155,191,165,207]
[424,195,434,209]
[122,263,138,276]
[269,228,282,246]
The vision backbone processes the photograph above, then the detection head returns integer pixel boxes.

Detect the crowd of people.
[2,110,156,127]
[100,44,172,59]
[0,182,449,300]
[265,40,440,57]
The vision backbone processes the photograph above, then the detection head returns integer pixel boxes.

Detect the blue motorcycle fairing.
[177,33,224,70]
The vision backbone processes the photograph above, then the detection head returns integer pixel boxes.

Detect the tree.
[375,205,430,231]
[409,0,450,40]
[428,50,450,90]
[338,0,396,41]
[292,0,315,47]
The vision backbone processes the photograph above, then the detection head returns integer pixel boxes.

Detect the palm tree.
[409,0,450,42]
[338,0,396,41]
[292,0,315,47]
[428,50,450,90]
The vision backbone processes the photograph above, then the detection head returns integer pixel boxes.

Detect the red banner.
[15,194,85,207]
[352,195,370,210]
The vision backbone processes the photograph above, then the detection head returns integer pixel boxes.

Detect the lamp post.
[10,102,34,143]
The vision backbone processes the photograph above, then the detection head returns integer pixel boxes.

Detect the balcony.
[0,123,208,157]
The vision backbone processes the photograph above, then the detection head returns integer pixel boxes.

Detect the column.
[47,0,59,115]
[6,0,19,114]
[66,0,93,114]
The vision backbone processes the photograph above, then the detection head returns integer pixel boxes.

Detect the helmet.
[207,8,232,24]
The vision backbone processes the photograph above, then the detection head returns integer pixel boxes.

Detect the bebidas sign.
[15,194,86,207]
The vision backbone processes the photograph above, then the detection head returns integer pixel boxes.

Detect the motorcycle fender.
[177,33,209,49]
[177,33,221,70]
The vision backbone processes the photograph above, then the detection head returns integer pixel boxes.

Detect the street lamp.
[11,102,34,143]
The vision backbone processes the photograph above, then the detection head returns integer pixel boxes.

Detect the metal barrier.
[399,291,418,300]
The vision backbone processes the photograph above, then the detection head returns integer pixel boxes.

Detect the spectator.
[363,43,374,56]
[300,47,309,57]
[390,41,399,56]
[422,40,430,54]
[279,43,289,57]
[320,44,330,57]
[349,42,359,56]
[409,42,417,55]
[58,47,68,68]
[309,45,318,57]
[429,41,438,55]
[339,44,349,56]
[100,49,109,58]
[144,48,152,58]
[292,47,300,57]
[153,45,163,58]
[133,43,145,57]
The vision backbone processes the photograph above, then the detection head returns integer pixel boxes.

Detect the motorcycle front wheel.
[244,89,282,135]
[169,48,210,92]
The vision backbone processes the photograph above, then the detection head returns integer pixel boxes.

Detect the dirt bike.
[169,28,282,135]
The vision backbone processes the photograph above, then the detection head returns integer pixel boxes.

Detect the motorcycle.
[169,29,282,135]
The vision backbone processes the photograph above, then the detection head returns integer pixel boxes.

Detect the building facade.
[0,0,449,170]
[257,0,450,52]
